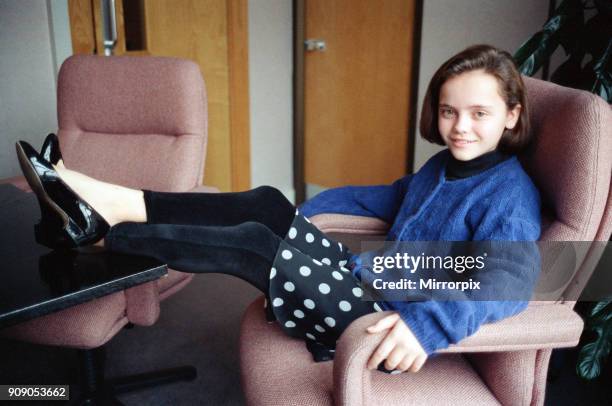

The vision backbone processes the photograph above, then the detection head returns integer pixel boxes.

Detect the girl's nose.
[453,113,471,134]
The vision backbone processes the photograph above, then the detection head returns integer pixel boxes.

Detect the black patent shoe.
[15,141,109,249]
[40,133,62,165]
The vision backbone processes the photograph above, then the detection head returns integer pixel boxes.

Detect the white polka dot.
[318,283,331,294]
[338,242,343,251]
[332,271,343,280]
[285,321,296,328]
[269,267,276,279]
[305,217,311,223]
[321,257,331,265]
[390,370,402,375]
[299,266,311,277]
[272,298,284,307]
[295,208,299,215]
[288,227,297,239]
[312,259,323,266]
[338,260,347,267]
[352,287,363,297]
[284,282,295,292]
[324,317,336,327]
[304,299,315,309]
[306,333,316,340]
[322,238,330,247]
[339,301,351,311]
[294,309,305,318]
[340,266,350,273]
[305,233,315,243]
[373,303,383,312]
[329,349,335,353]
[314,324,326,333]
[281,250,293,260]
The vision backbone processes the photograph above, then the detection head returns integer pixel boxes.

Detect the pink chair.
[0,55,216,402]
[239,77,612,405]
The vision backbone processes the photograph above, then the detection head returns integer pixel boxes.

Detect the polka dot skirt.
[265,209,382,361]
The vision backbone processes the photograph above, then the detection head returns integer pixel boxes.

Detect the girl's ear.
[505,104,521,130]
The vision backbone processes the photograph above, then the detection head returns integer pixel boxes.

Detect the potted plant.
[514,0,611,102]
[513,0,611,380]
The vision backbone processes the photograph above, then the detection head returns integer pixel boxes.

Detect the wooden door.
[300,0,417,198]
[67,0,250,192]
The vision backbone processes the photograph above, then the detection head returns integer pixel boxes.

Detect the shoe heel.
[34,221,74,249]
[32,203,76,249]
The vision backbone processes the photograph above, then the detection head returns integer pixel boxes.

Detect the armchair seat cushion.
[240,297,500,406]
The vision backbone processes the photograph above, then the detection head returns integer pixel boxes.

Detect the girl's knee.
[253,186,292,208]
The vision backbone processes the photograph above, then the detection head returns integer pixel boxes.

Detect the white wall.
[0,0,70,179]
[248,0,294,202]
[48,0,72,76]
[413,0,550,170]
[0,1,551,190]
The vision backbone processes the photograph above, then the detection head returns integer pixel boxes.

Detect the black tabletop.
[0,184,167,329]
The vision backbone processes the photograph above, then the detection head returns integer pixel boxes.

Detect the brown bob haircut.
[419,44,531,154]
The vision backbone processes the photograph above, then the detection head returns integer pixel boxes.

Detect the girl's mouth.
[450,138,477,147]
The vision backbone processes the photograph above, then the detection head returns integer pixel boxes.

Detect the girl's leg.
[105,221,282,294]
[143,186,295,238]
[56,166,295,239]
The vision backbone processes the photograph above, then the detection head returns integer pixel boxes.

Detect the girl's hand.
[366,312,427,373]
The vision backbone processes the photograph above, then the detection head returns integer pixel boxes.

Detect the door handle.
[304,39,326,52]
[101,0,117,56]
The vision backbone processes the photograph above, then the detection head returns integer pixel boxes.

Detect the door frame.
[292,0,423,204]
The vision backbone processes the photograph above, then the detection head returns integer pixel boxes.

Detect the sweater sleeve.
[372,216,541,354]
[298,175,412,224]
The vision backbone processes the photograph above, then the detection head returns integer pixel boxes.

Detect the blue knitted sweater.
[298,149,541,354]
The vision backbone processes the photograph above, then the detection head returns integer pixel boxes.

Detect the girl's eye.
[440,108,455,118]
[475,111,487,118]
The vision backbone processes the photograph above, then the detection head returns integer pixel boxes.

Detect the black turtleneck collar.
[445,150,510,180]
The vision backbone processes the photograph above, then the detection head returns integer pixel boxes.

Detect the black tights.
[105,186,296,294]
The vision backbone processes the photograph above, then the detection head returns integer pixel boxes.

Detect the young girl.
[15,44,540,374]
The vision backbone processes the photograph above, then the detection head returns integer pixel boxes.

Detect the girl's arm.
[391,217,540,354]
[298,175,413,224]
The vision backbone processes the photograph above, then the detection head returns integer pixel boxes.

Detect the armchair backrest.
[519,77,611,302]
[56,55,208,192]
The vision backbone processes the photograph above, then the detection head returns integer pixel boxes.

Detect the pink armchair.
[1,55,215,401]
[239,77,612,405]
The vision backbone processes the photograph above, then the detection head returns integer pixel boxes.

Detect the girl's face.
[438,70,521,161]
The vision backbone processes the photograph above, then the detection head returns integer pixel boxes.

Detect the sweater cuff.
[379,301,450,355]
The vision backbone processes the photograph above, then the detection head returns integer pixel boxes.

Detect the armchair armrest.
[438,303,583,352]
[310,213,389,235]
[332,304,583,405]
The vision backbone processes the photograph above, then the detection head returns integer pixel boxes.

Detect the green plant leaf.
[513,0,585,75]
[591,299,612,318]
[577,320,612,379]
[591,39,612,102]
[514,18,563,76]
[586,299,612,330]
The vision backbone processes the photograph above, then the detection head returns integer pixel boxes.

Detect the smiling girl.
[15,44,540,374]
